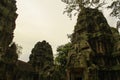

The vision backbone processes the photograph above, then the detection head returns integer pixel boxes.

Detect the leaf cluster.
[108,0,120,19]
[54,42,72,79]
[61,0,120,19]
[55,42,72,66]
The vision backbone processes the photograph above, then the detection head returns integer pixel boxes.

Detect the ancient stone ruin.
[0,0,34,80]
[29,40,54,80]
[0,0,120,80]
[67,8,120,80]
[0,0,54,80]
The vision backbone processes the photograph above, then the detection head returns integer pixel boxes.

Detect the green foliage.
[2,43,18,64]
[16,43,22,57]
[61,0,120,19]
[54,42,72,79]
[108,0,120,19]
[61,0,101,7]
[55,42,72,66]
[52,65,66,80]
[0,0,19,80]
[61,0,105,18]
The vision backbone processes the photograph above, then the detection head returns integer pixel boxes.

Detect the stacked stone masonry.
[67,8,120,80]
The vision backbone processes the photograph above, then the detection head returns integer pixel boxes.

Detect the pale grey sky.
[14,0,118,62]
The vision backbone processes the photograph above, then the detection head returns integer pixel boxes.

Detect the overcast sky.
[14,0,118,62]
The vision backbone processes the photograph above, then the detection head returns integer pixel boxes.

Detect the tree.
[2,43,18,64]
[16,43,22,57]
[61,0,120,20]
[55,42,72,79]
[108,0,120,19]
[55,42,72,66]
[1,43,18,80]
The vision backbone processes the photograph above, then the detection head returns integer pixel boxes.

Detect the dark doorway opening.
[75,77,82,80]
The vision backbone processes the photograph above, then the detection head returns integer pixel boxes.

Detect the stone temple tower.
[67,8,120,80]
[29,41,54,80]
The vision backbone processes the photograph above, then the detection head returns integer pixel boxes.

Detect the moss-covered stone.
[67,8,120,80]
[29,40,54,80]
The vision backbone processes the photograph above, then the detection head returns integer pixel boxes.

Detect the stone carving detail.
[29,40,54,80]
[67,8,120,80]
